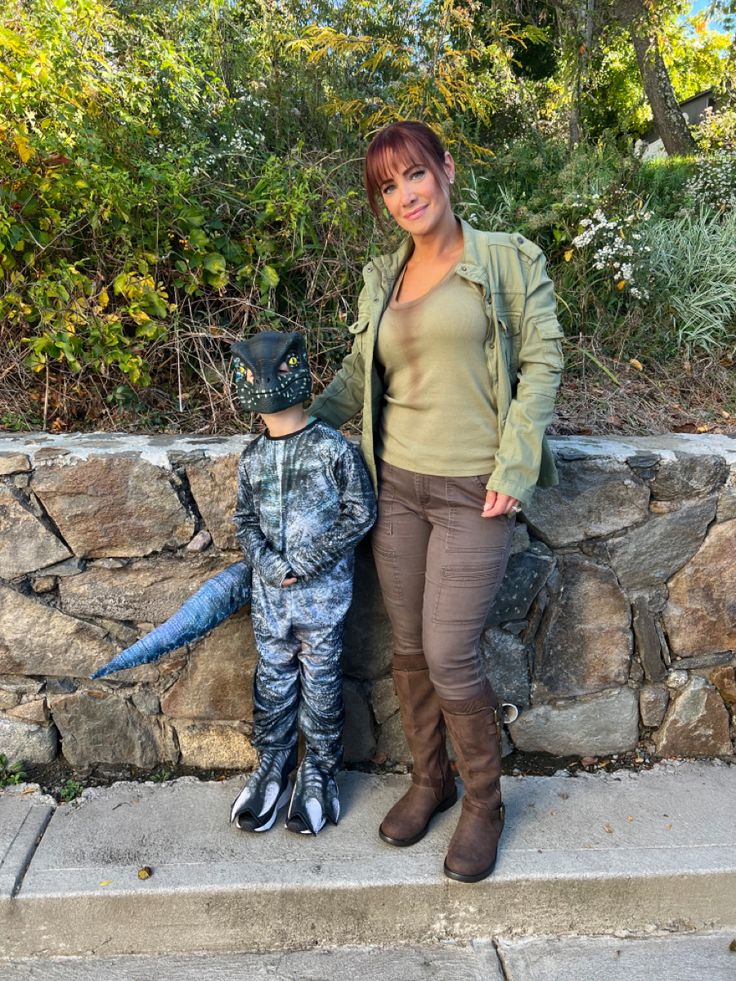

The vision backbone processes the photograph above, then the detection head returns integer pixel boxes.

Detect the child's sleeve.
[287,442,376,581]
[234,454,293,587]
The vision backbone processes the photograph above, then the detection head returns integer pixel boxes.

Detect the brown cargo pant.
[371,460,515,700]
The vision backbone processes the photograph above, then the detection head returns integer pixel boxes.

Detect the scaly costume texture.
[230,333,376,835]
[91,561,252,678]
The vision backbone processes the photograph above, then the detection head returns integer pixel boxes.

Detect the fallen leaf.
[728,938,736,952]
[627,815,634,823]
[696,424,712,433]
[558,792,569,800]
[720,410,731,419]
[137,866,153,880]
[564,249,574,262]
[665,823,673,831]
[580,756,598,767]
[629,358,643,371]
[603,823,614,834]
[99,880,112,887]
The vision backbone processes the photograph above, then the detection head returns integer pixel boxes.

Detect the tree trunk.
[613,0,698,156]
[629,28,697,155]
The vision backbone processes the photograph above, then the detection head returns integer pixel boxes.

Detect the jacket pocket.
[535,317,565,339]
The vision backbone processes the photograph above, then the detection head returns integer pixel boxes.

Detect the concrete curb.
[1,763,734,958]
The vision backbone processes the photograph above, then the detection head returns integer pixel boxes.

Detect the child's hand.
[281,575,298,587]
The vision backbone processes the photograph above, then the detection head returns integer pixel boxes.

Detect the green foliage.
[289,0,534,156]
[458,133,632,247]
[60,777,84,802]
[0,0,735,427]
[634,157,697,217]
[0,753,26,786]
[644,208,736,354]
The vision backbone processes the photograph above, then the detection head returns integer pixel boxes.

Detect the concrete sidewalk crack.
[492,938,511,981]
[8,803,55,899]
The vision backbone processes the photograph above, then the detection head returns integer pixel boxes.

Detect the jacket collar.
[363,218,490,295]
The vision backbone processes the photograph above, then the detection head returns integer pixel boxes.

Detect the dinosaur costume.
[230,332,375,834]
[93,331,375,836]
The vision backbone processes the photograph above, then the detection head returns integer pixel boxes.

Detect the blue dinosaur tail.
[91,561,252,678]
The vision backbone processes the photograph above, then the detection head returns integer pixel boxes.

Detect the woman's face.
[379,151,454,237]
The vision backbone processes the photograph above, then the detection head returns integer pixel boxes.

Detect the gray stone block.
[533,556,632,700]
[607,496,717,592]
[650,452,728,501]
[0,716,58,764]
[509,687,639,756]
[0,485,71,579]
[486,546,555,626]
[525,458,650,548]
[480,627,532,708]
[50,690,178,769]
[653,677,733,757]
[32,455,195,558]
[0,585,116,678]
[663,519,736,658]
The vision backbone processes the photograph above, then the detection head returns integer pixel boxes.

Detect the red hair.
[364,121,450,219]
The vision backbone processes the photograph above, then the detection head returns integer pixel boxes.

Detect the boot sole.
[443,856,496,883]
[235,784,292,833]
[443,803,504,881]
[378,788,458,848]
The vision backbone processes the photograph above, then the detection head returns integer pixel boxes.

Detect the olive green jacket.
[310,219,563,506]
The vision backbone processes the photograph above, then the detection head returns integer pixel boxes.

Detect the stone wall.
[0,431,734,772]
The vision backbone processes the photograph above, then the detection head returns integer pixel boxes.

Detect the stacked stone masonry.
[0,432,734,773]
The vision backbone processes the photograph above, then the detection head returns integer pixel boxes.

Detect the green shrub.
[0,754,26,787]
[644,208,736,355]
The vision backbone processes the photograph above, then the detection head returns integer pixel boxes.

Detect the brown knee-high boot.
[439,681,504,882]
[379,654,457,847]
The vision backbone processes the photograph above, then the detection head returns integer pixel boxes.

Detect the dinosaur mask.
[231,332,312,414]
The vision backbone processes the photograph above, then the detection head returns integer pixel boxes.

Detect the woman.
[310,121,563,882]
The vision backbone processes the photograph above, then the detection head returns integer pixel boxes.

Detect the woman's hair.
[364,121,450,219]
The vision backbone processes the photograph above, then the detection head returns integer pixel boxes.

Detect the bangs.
[367,141,424,190]
[364,121,448,218]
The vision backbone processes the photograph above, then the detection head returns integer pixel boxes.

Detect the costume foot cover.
[230,746,297,831]
[285,753,340,835]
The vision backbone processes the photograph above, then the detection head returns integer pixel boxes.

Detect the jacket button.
[516,236,524,244]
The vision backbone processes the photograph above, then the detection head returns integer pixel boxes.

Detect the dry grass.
[554,341,736,439]
[1,336,734,440]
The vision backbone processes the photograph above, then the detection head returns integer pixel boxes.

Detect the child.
[229,330,376,835]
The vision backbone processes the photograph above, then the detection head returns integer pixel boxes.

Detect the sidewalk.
[1,761,735,961]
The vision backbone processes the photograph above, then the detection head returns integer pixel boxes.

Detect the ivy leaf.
[13,133,33,163]
[259,265,279,290]
[201,252,226,274]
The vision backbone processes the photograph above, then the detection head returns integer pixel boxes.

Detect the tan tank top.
[375,265,499,476]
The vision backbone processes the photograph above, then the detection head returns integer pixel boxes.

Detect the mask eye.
[288,355,298,367]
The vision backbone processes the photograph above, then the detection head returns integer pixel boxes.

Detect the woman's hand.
[482,491,521,519]
[281,575,298,587]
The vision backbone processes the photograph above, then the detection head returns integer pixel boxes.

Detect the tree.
[609,0,698,155]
